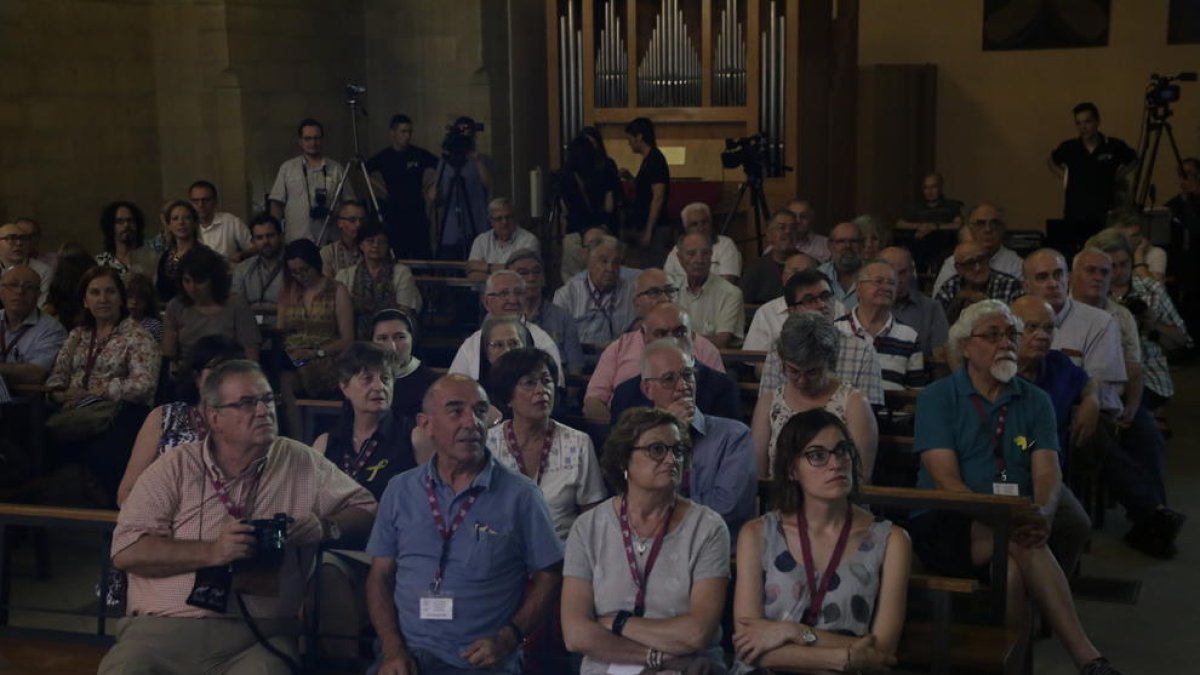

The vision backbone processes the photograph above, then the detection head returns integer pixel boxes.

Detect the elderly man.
[817,221,866,310]
[232,214,286,312]
[0,265,64,390]
[191,180,254,263]
[0,222,51,305]
[639,341,756,535]
[467,198,540,281]
[319,200,366,279]
[664,202,742,283]
[674,232,745,347]
[934,240,1024,322]
[743,252,821,351]
[552,235,637,348]
[760,270,884,407]
[507,249,583,374]
[786,199,830,262]
[932,203,1024,296]
[740,209,798,303]
[448,271,565,385]
[610,324,742,424]
[908,301,1122,675]
[584,301,727,421]
[879,246,948,361]
[269,118,355,243]
[1069,249,1143,420]
[366,374,562,675]
[835,260,925,391]
[896,172,964,272]
[98,360,376,674]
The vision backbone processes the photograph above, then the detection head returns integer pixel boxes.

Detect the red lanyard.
[423,474,483,592]
[81,327,115,390]
[795,510,854,626]
[618,496,676,616]
[340,437,379,481]
[503,421,555,485]
[209,462,265,520]
[970,398,1009,479]
[0,323,31,360]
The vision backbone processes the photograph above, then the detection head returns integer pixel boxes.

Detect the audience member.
[370,308,439,418]
[125,274,162,343]
[581,126,623,225]
[934,240,1024,323]
[1069,248,1143,423]
[786,199,830,262]
[0,265,65,392]
[854,214,886,260]
[553,235,636,348]
[99,360,375,674]
[610,330,742,425]
[909,300,1123,675]
[1048,102,1137,244]
[366,374,562,675]
[626,267,679,331]
[15,218,55,274]
[231,213,286,312]
[467,198,539,281]
[41,252,95,330]
[1166,157,1199,244]
[879,246,948,361]
[556,135,615,260]
[269,118,355,243]
[743,254,824,352]
[623,116,671,262]
[562,407,730,675]
[733,409,908,674]
[818,221,866,309]
[434,116,494,259]
[835,260,925,391]
[96,201,159,282]
[674,232,745,347]
[740,209,799,303]
[335,221,421,339]
[163,246,260,369]
[561,225,610,285]
[155,200,202,303]
[932,202,1024,296]
[320,200,366,279]
[0,222,51,305]
[896,172,964,272]
[1111,211,1166,282]
[507,249,584,374]
[664,202,742,283]
[366,113,439,259]
[190,180,253,263]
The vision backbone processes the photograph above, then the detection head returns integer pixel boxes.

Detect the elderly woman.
[733,409,909,673]
[370,308,439,417]
[163,245,260,368]
[155,199,202,303]
[474,315,533,393]
[562,407,730,675]
[751,312,877,480]
[335,221,422,339]
[910,300,1124,675]
[487,348,606,539]
[45,266,160,505]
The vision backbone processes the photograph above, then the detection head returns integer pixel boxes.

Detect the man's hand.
[665,398,696,426]
[915,222,937,239]
[1010,503,1050,549]
[377,647,419,675]
[210,521,257,566]
[461,630,518,668]
[1116,404,1137,429]
[1070,397,1100,447]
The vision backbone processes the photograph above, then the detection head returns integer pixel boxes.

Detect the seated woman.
[370,308,439,417]
[116,334,246,505]
[125,273,162,343]
[41,251,96,330]
[732,409,910,674]
[334,221,422,339]
[752,312,877,480]
[275,239,354,438]
[45,267,160,505]
[155,200,202,303]
[562,407,730,675]
[163,246,260,370]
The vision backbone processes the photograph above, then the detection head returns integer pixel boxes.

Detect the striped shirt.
[836,310,926,390]
[1115,276,1192,398]
[761,330,885,406]
[933,270,1024,310]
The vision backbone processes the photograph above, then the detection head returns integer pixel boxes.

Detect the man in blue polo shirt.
[366,374,563,675]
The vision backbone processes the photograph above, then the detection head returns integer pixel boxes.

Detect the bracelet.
[645,648,663,670]
[505,620,525,646]
[611,610,633,636]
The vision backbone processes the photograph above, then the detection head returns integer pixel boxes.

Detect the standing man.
[269,118,355,243]
[367,114,439,259]
[366,374,563,675]
[786,199,830,263]
[818,221,867,310]
[1048,102,1138,247]
[0,222,50,306]
[624,117,670,263]
[673,232,745,348]
[190,180,254,262]
[232,214,286,312]
[466,198,540,281]
[740,209,799,304]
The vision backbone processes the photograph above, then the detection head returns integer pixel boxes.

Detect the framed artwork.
[982,0,1111,51]
[1168,0,1200,45]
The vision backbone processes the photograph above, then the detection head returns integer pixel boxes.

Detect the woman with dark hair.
[96,201,158,280]
[41,253,96,330]
[581,125,623,217]
[276,238,354,437]
[45,266,160,505]
[334,220,421,339]
[562,407,730,675]
[162,245,260,368]
[116,334,246,505]
[731,409,910,674]
[155,200,202,302]
[124,273,162,342]
[475,314,533,393]
[370,308,438,417]
[558,134,615,235]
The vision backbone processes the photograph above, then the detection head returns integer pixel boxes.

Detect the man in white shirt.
[466,198,539,281]
[673,232,745,347]
[269,118,355,243]
[743,252,820,351]
[190,180,254,262]
[664,202,742,283]
[932,202,1023,296]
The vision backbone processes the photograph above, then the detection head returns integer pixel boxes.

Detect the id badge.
[419,591,454,621]
[992,481,1020,496]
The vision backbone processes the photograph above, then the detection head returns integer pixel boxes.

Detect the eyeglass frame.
[643,368,696,389]
[635,285,679,300]
[632,442,688,463]
[800,440,856,467]
[969,327,1020,344]
[210,392,277,414]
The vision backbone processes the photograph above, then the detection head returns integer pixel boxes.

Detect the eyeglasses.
[0,281,38,293]
[801,441,855,467]
[955,255,989,270]
[0,235,32,243]
[787,289,834,308]
[633,442,687,463]
[212,393,276,414]
[636,285,678,300]
[486,339,523,350]
[511,266,543,278]
[644,368,695,388]
[485,289,522,300]
[647,325,689,340]
[970,218,1004,229]
[858,276,897,288]
[516,374,555,391]
[1022,321,1054,335]
[970,328,1020,344]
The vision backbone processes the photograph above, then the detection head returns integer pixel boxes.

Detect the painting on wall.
[1168,0,1200,44]
[982,0,1111,51]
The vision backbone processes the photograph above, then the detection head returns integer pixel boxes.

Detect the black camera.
[310,187,329,220]
[243,513,291,560]
[1119,293,1149,319]
[442,116,485,165]
[345,83,367,100]
[1146,72,1196,109]
[721,133,768,177]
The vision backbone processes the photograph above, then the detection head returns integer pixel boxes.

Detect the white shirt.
[1051,297,1127,412]
[197,212,251,260]
[467,227,540,265]
[672,273,746,339]
[743,296,847,352]
[449,321,566,386]
[932,245,1023,297]
[268,156,354,243]
[664,235,743,279]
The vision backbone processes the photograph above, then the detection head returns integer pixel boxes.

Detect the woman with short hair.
[335,221,422,339]
[162,245,260,367]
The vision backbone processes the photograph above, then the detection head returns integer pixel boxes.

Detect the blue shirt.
[366,452,564,672]
[818,261,859,311]
[533,300,585,373]
[914,367,1060,497]
[610,362,743,422]
[1025,350,1090,465]
[688,410,757,538]
[0,308,65,372]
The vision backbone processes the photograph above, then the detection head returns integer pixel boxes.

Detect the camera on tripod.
[1146,72,1196,110]
[442,116,485,165]
[721,133,769,179]
[345,83,367,103]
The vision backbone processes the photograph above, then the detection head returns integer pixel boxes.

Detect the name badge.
[992,482,1020,496]
[607,665,645,675]
[420,592,454,621]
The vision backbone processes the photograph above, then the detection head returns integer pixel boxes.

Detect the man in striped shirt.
[835,260,926,391]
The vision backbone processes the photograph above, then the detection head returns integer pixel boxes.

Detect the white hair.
[946,299,1022,361]
[639,339,695,379]
[680,202,712,221]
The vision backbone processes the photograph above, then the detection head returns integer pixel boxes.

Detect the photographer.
[367,114,439,260]
[269,118,356,244]
[100,359,376,674]
[434,116,494,260]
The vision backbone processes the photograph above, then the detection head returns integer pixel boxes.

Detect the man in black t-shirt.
[367,114,439,259]
[1048,102,1138,246]
[623,117,671,265]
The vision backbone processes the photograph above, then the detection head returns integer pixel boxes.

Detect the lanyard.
[618,496,676,616]
[423,474,483,593]
[0,322,31,360]
[503,420,555,485]
[586,279,617,338]
[81,327,115,390]
[340,437,379,481]
[209,461,266,520]
[795,510,854,627]
[970,397,1009,479]
[254,258,283,303]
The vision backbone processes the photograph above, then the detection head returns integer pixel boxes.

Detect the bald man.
[664,202,742,283]
[934,241,1024,323]
[552,235,637,347]
[834,260,925,390]
[740,210,799,303]
[0,222,51,305]
[879,246,948,360]
[816,221,866,310]
[0,265,65,399]
[931,203,1024,296]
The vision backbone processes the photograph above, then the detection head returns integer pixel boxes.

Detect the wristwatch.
[316,348,327,359]
[799,626,818,646]
[323,518,342,543]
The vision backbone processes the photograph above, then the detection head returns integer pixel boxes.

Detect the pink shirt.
[584,330,725,404]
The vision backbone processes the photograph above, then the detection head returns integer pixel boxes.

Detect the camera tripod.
[434,158,483,258]
[1132,106,1187,210]
[721,170,771,254]
[315,86,382,245]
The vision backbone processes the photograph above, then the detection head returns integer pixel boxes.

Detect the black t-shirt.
[558,168,614,234]
[325,410,416,499]
[904,197,963,224]
[1050,134,1137,222]
[740,255,785,304]
[390,364,440,418]
[367,145,438,223]
[633,147,670,228]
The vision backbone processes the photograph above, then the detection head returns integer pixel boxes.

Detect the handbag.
[46,398,123,445]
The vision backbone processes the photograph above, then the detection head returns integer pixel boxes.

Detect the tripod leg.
[1140,128,1165,208]
[354,157,382,216]
[315,164,357,245]
[752,183,771,255]
[721,182,751,241]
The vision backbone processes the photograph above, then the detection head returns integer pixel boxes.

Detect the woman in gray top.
[733,409,911,673]
[562,407,730,675]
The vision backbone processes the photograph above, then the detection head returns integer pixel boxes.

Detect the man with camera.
[269,118,356,244]
[435,116,494,260]
[100,360,376,674]
[368,114,440,260]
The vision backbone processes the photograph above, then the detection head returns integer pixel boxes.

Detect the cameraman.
[99,360,376,674]
[622,117,671,265]
[269,118,356,244]
[367,114,439,259]
[434,116,494,260]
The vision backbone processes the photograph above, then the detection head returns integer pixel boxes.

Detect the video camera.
[442,116,485,165]
[721,133,769,178]
[345,82,367,104]
[1146,72,1196,110]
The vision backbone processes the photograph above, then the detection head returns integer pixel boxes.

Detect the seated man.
[786,199,830,263]
[895,171,964,272]
[0,265,65,395]
[909,300,1122,675]
[232,214,286,313]
[191,180,255,263]
[467,197,540,282]
[366,374,562,675]
[817,221,867,310]
[639,341,755,536]
[319,200,366,279]
[932,202,1023,297]
[551,235,636,349]
[934,240,1024,323]
[835,260,926,391]
[664,202,742,283]
[0,222,51,305]
[507,249,584,374]
[739,209,798,304]
[879,246,949,361]
[743,252,821,352]
[99,360,376,674]
[673,232,745,348]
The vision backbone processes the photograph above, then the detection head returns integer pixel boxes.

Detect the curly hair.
[600,407,692,495]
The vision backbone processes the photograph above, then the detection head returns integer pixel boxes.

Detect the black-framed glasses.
[801,441,855,467]
[783,362,825,382]
[954,255,989,270]
[644,368,695,388]
[0,281,39,293]
[516,374,555,391]
[212,393,276,414]
[485,289,522,300]
[636,285,678,300]
[970,328,1020,344]
[633,442,687,463]
[970,218,1004,229]
[787,289,833,308]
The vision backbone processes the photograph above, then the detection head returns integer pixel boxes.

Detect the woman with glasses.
[752,312,877,480]
[732,409,909,674]
[562,407,730,674]
[155,200,203,303]
[474,315,533,393]
[334,221,421,339]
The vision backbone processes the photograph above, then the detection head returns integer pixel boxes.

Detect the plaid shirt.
[1116,276,1192,398]
[762,332,884,406]
[934,270,1024,310]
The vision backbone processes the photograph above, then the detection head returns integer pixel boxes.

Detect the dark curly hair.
[487,348,559,419]
[771,409,863,513]
[601,406,691,495]
[177,246,231,305]
[99,201,145,253]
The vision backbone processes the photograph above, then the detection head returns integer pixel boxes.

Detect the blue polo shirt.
[914,367,1060,497]
[366,451,564,671]
[1024,350,1090,460]
[688,410,757,538]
